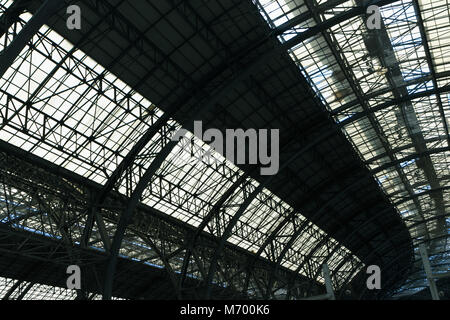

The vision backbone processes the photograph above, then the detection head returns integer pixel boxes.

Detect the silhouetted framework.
[0,0,447,300]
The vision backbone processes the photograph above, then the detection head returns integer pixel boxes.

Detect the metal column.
[419,244,440,300]
[323,264,336,300]
[300,264,335,300]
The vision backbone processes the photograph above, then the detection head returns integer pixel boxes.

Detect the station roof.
[1,0,444,298]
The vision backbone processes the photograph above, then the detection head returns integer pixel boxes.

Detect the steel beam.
[95,6,406,294]
[203,128,344,298]
[0,0,65,79]
[178,172,249,290]
[371,147,450,174]
[16,282,33,300]
[0,0,30,39]
[412,0,450,147]
[2,279,22,300]
[102,140,178,300]
[264,173,383,297]
[93,0,400,215]
[332,72,450,115]
[336,85,450,125]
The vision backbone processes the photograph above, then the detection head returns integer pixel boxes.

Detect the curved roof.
[257,0,449,296]
[0,0,445,299]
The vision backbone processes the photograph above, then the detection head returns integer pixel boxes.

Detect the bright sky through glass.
[255,0,450,295]
[0,0,362,289]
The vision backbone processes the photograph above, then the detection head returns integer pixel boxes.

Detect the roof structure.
[0,0,447,300]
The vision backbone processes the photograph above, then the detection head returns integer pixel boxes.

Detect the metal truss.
[0,145,346,299]
[1,0,440,300]
[256,0,450,297]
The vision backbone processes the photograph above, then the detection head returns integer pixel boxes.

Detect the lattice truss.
[256,0,450,295]
[0,0,365,299]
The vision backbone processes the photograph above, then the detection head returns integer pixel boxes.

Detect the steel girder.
[241,167,374,294]
[202,124,369,298]
[0,0,418,300]
[0,141,333,299]
[101,0,404,299]
[263,175,390,298]
[289,0,449,293]
[0,0,32,38]
[0,0,153,251]
[371,147,450,174]
[332,81,450,117]
[86,0,402,211]
[0,0,67,78]
[0,146,304,300]
[102,140,178,299]
[412,0,450,147]
[306,0,431,247]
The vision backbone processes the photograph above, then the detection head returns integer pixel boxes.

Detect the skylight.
[0,1,361,290]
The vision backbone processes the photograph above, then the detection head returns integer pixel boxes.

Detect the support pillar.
[322,264,336,300]
[419,244,440,300]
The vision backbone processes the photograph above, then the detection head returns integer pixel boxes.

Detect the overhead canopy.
[0,0,431,298]
[256,0,449,295]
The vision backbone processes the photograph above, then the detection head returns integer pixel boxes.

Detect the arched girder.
[321,232,414,299]
[411,233,450,247]
[331,202,448,295]
[106,117,327,299]
[96,0,401,300]
[365,137,449,166]
[102,139,178,300]
[177,171,250,290]
[367,144,450,240]
[85,55,245,248]
[182,132,346,292]
[0,0,129,251]
[242,169,377,294]
[233,43,450,298]
[93,0,400,217]
[203,126,348,298]
[412,0,450,147]
[81,0,401,265]
[248,179,368,296]
[355,242,419,299]
[79,0,204,204]
[0,0,67,78]
[406,209,450,231]
[335,213,450,295]
[76,0,226,246]
[401,248,450,280]
[178,114,326,292]
[400,177,449,195]
[264,175,390,298]
[131,229,182,300]
[295,204,408,298]
[85,4,292,245]
[336,228,450,298]
[84,0,290,212]
[285,188,444,298]
[324,188,450,279]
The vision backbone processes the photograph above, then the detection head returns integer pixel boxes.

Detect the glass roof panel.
[254,0,450,295]
[0,2,361,290]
